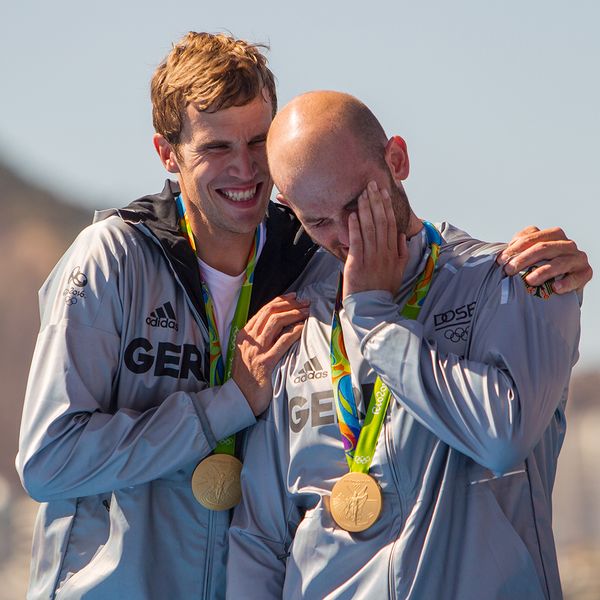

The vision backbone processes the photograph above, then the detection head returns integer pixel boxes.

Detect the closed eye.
[203,143,229,151]
[249,136,267,146]
[309,218,330,229]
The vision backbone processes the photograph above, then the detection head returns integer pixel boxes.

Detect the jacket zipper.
[384,417,402,600]
[135,222,210,340]
[202,510,216,598]
[132,215,217,597]
[144,224,218,597]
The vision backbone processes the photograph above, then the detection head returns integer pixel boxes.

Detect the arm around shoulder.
[345,273,580,473]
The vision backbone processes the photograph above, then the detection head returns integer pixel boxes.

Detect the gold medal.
[191,454,242,511]
[330,472,382,532]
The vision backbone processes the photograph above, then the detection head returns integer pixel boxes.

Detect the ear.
[153,133,181,174]
[384,136,410,182]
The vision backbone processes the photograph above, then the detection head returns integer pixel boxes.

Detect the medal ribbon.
[176,194,262,455]
[331,221,442,472]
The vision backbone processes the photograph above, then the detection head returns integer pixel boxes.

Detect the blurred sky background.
[2,0,598,367]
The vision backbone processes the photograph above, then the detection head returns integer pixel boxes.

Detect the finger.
[344,211,364,298]
[506,225,540,246]
[553,265,593,294]
[244,293,309,332]
[499,227,570,263]
[358,185,376,259]
[520,255,582,285]
[264,321,305,366]
[502,241,579,275]
[246,293,297,325]
[346,210,364,267]
[397,232,409,268]
[381,188,398,255]
[524,260,593,292]
[368,181,387,255]
[259,307,310,344]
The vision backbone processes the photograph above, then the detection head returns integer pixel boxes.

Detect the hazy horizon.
[2,0,598,365]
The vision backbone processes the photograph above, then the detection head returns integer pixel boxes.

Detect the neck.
[189,213,256,276]
[405,211,423,238]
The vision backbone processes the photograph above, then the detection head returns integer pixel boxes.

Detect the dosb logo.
[433,301,476,328]
[293,356,328,384]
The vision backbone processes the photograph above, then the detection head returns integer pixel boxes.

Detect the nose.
[229,147,257,180]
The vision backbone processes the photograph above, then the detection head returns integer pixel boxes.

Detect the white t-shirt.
[197,225,266,364]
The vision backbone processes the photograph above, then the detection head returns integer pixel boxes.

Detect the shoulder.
[480,266,580,346]
[290,250,340,298]
[437,222,505,272]
[437,222,579,336]
[37,189,171,330]
[57,213,154,281]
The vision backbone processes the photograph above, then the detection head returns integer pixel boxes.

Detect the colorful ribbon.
[176,194,262,455]
[331,221,441,472]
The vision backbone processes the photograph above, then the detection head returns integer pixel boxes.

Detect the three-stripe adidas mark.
[146,301,179,331]
[294,356,328,383]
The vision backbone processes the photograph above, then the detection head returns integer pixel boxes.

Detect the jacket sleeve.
[16,221,255,502]
[343,271,580,474]
[227,365,299,599]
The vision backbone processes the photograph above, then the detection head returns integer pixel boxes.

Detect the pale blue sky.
[2,0,598,366]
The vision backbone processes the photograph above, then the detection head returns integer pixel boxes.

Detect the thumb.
[397,232,409,268]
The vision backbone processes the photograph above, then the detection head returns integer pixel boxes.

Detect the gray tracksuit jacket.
[227,223,581,600]
[15,181,322,599]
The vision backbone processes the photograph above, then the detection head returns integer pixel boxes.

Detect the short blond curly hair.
[151,32,277,148]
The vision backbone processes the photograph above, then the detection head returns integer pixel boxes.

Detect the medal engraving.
[191,454,242,511]
[330,472,382,532]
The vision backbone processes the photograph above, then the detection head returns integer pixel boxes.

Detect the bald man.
[227,91,581,600]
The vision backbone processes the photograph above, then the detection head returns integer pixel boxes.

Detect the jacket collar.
[113,180,318,325]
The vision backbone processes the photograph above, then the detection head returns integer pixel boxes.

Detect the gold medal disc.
[191,454,242,511]
[330,472,382,532]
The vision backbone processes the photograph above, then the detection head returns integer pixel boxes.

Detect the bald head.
[266,91,414,261]
[267,91,388,199]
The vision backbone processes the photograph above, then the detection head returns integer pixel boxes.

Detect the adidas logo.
[293,356,328,384]
[146,301,179,331]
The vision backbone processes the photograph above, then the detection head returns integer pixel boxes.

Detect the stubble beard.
[387,174,411,236]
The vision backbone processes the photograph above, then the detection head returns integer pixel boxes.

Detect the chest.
[283,279,482,495]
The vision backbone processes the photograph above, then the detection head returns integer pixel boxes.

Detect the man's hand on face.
[232,293,310,416]
[497,226,593,294]
[342,180,409,300]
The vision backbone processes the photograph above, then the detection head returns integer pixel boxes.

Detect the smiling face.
[154,92,274,246]
[168,94,273,239]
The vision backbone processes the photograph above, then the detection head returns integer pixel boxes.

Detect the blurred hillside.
[0,162,92,488]
[0,162,598,598]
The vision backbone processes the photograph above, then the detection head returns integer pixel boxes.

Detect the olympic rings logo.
[444,326,469,343]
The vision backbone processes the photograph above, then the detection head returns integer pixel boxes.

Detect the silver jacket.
[16,181,321,599]
[228,223,581,600]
